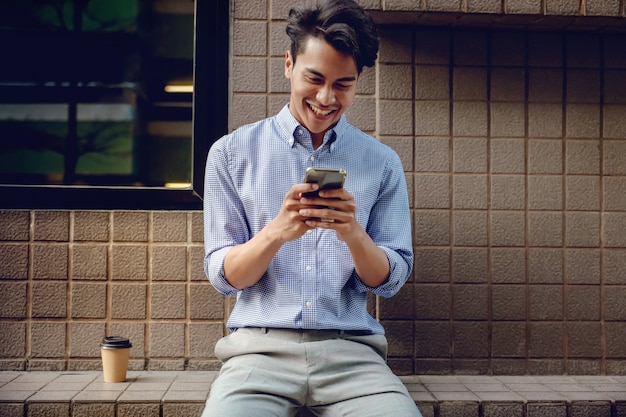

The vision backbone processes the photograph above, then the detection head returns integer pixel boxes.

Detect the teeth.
[309,103,333,116]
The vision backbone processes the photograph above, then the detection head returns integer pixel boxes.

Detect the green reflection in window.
[0,0,193,188]
[5,0,138,33]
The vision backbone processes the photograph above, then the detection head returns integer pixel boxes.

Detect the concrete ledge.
[2,371,626,416]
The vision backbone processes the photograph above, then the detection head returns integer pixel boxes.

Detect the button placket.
[301,228,317,327]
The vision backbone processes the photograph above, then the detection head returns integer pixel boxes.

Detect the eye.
[306,75,323,84]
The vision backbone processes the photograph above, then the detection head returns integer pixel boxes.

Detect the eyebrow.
[305,68,357,83]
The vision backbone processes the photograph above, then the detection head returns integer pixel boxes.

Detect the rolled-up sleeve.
[353,153,413,298]
[203,137,245,296]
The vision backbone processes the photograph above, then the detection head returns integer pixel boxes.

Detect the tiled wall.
[372,28,626,376]
[0,211,225,372]
[1,1,626,375]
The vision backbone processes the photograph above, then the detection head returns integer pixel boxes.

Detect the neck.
[311,133,324,150]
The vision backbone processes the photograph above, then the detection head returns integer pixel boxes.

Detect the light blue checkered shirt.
[203,105,413,335]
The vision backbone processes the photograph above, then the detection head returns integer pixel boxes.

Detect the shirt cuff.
[206,246,240,296]
[353,247,408,298]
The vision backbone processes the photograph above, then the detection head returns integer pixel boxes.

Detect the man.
[202,0,421,415]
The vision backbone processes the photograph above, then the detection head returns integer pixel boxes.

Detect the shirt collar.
[276,104,347,151]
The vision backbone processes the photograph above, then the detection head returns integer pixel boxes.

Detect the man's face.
[285,37,358,143]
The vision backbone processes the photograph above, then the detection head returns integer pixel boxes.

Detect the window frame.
[0,0,229,210]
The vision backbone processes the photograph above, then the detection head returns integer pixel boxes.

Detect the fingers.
[299,200,355,225]
[289,183,319,199]
[316,188,349,200]
[285,184,355,228]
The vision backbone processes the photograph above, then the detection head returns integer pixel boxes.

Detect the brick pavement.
[3,371,626,416]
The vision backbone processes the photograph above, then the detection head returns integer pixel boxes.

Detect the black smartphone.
[303,167,347,198]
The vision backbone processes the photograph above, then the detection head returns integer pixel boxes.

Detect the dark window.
[0,0,228,209]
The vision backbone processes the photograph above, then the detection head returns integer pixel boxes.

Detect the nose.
[316,84,336,106]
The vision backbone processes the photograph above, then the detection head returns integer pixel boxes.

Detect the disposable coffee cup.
[100,336,132,383]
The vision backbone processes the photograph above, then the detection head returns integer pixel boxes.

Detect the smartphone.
[303,167,347,198]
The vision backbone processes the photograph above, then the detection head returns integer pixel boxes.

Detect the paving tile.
[560,391,612,401]
[399,375,423,384]
[425,383,469,392]
[472,391,525,401]
[27,390,77,402]
[431,391,480,401]
[0,390,36,401]
[53,373,99,383]
[84,382,130,391]
[457,375,502,383]
[0,373,21,383]
[404,383,427,392]
[410,392,436,401]
[117,391,165,402]
[1,382,48,391]
[543,383,594,392]
[585,383,626,392]
[132,371,180,383]
[519,391,568,401]
[419,375,460,383]
[603,392,626,401]
[173,372,218,383]
[535,376,577,382]
[11,372,58,384]
[162,390,208,401]
[169,381,213,391]
[504,383,553,392]
[465,383,510,392]
[572,376,619,383]
[495,376,539,383]
[125,382,171,391]
[41,382,91,391]
[73,390,122,402]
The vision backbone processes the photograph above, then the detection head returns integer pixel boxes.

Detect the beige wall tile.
[71,283,107,319]
[72,244,108,280]
[0,244,29,279]
[32,244,68,280]
[113,211,149,242]
[0,282,27,318]
[33,211,67,241]
[74,212,109,242]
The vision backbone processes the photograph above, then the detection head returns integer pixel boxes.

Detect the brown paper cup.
[100,336,132,383]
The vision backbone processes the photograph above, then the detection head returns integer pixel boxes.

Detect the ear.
[284,51,293,79]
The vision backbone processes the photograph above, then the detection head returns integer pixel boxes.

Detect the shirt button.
[306,229,312,234]
[306,301,312,308]
[306,266,312,271]
[310,156,315,161]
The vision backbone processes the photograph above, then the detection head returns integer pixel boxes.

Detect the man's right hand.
[222,182,319,290]
[266,182,321,244]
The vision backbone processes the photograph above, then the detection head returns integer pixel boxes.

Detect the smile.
[308,103,335,117]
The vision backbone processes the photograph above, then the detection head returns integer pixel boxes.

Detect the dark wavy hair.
[285,0,379,74]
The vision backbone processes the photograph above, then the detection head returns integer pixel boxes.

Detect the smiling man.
[201,1,421,416]
[285,36,358,149]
